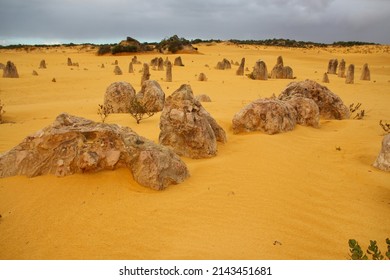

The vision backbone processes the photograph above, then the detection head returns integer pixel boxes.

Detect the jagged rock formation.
[345,64,355,84]
[249,60,268,80]
[39,59,46,69]
[141,63,151,85]
[136,80,165,112]
[327,59,338,74]
[2,61,19,78]
[360,63,370,81]
[278,79,350,119]
[198,72,207,81]
[338,59,346,78]
[166,61,172,82]
[0,113,189,190]
[104,81,136,113]
[284,96,320,128]
[236,58,245,76]
[232,99,297,134]
[114,65,123,75]
[159,84,227,158]
[195,94,212,102]
[174,56,184,66]
[322,72,330,83]
[270,56,294,79]
[373,134,390,172]
[216,59,231,70]
[128,62,134,73]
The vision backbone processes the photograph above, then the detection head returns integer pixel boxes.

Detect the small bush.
[128,98,155,124]
[379,120,390,133]
[111,45,138,54]
[349,103,365,119]
[348,238,390,260]
[97,104,113,123]
[97,45,111,55]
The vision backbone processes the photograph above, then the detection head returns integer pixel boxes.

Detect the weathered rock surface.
[249,60,268,80]
[278,79,350,119]
[136,80,165,112]
[322,72,330,83]
[338,59,346,78]
[327,59,338,74]
[39,59,47,69]
[198,72,207,81]
[2,61,19,78]
[195,94,212,102]
[166,61,172,82]
[174,56,184,66]
[236,58,245,75]
[0,113,189,190]
[141,63,150,85]
[232,99,297,134]
[345,64,355,84]
[373,134,390,172]
[159,84,227,158]
[216,59,231,70]
[270,56,294,79]
[104,81,136,113]
[360,63,370,81]
[284,96,320,128]
[114,65,123,75]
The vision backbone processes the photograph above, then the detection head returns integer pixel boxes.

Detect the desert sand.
[0,43,389,259]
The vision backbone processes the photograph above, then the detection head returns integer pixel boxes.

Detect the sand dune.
[0,43,389,259]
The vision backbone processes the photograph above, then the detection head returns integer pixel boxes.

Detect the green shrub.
[97,45,111,55]
[348,238,390,260]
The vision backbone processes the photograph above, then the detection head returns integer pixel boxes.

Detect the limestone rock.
[2,61,19,78]
[128,62,134,73]
[278,79,350,119]
[327,59,338,74]
[0,113,189,190]
[141,63,151,85]
[159,84,227,159]
[132,56,141,64]
[198,72,207,81]
[136,80,165,112]
[104,81,136,113]
[232,99,297,134]
[322,72,330,83]
[216,59,231,70]
[250,60,268,80]
[39,59,46,69]
[360,63,370,81]
[284,96,320,128]
[32,70,38,76]
[236,58,245,76]
[195,94,212,102]
[114,65,123,75]
[174,56,184,66]
[345,64,354,84]
[67,57,72,66]
[270,56,294,79]
[157,57,164,71]
[338,59,346,78]
[166,61,172,82]
[373,134,390,172]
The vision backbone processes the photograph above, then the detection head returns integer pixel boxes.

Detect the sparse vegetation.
[349,103,365,119]
[0,99,5,123]
[97,104,113,123]
[379,120,390,133]
[348,238,390,260]
[128,98,155,124]
[157,35,194,53]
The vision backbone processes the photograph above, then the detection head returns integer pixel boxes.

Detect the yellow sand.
[0,43,389,260]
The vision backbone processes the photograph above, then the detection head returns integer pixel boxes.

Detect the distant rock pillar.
[67,57,72,66]
[322,72,330,83]
[166,61,172,82]
[338,59,346,78]
[327,59,338,74]
[360,63,370,81]
[236,57,245,76]
[39,59,47,69]
[345,64,355,84]
[3,61,19,78]
[141,63,151,85]
[251,60,268,80]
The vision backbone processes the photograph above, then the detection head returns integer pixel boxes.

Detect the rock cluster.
[174,56,184,66]
[159,84,227,158]
[249,60,268,80]
[278,79,350,119]
[104,81,136,113]
[345,64,354,84]
[0,113,189,190]
[270,56,294,79]
[373,134,390,172]
[216,59,231,70]
[136,80,165,112]
[360,63,370,81]
[236,58,245,76]
[327,59,338,74]
[3,61,19,78]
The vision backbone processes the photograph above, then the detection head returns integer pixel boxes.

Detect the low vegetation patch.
[348,238,390,260]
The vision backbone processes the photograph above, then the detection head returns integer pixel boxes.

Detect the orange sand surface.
[0,43,389,259]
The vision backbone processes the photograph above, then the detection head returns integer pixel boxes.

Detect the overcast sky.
[0,0,389,45]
